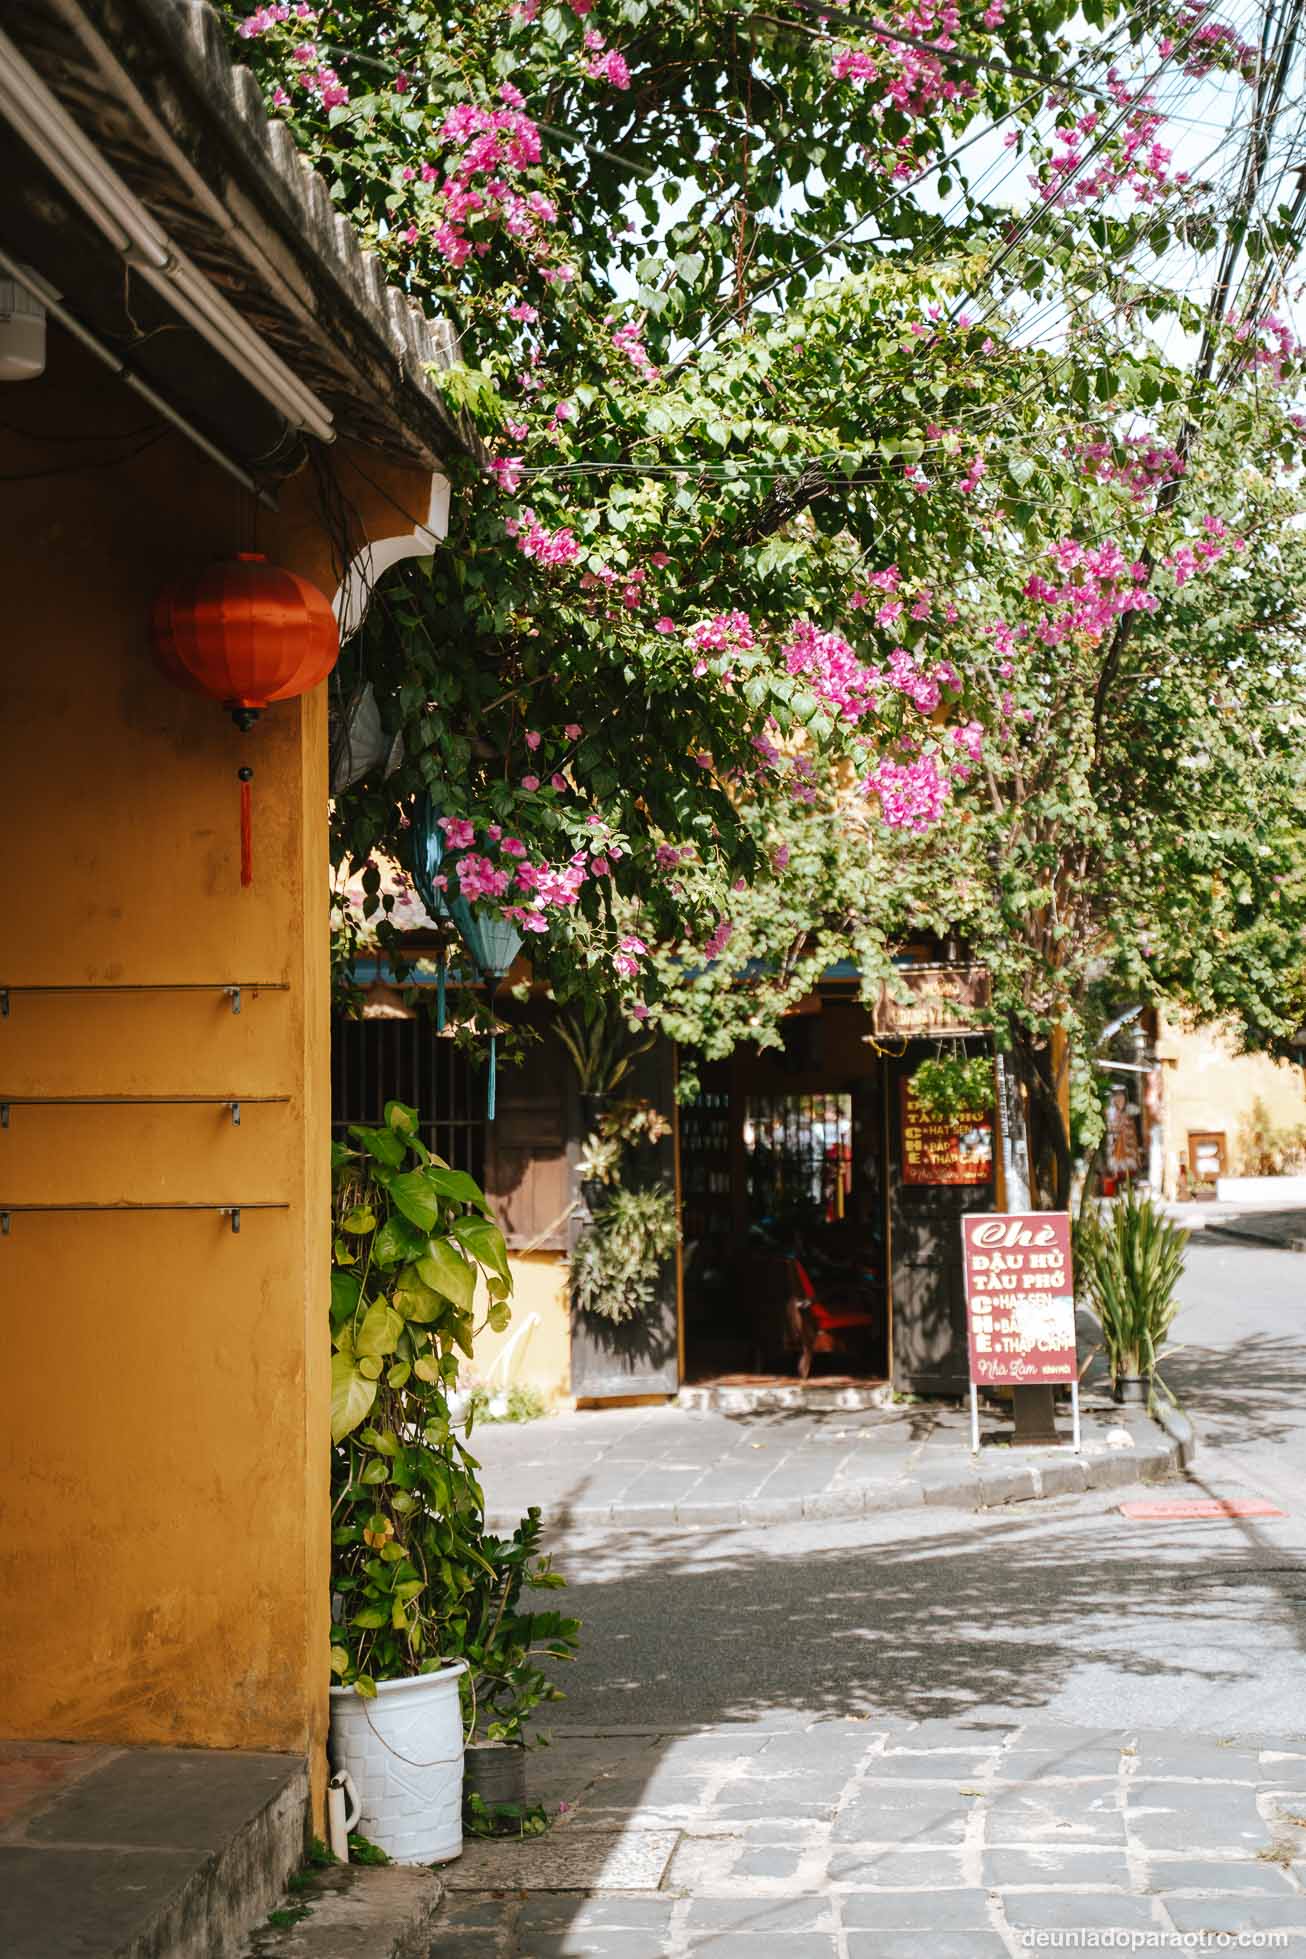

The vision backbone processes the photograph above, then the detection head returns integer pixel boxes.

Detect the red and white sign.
[961,1211,1076,1387]
[1120,1498,1286,1520]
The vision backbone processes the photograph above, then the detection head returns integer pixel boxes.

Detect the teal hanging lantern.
[403,791,446,918]
[400,791,449,1031]
[446,897,523,1121]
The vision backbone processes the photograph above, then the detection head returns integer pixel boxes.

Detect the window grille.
[744,1093,854,1226]
[331,1016,486,1183]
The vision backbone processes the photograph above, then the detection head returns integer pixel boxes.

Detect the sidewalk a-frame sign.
[960,1212,1080,1454]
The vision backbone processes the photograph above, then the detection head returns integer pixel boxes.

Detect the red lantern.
[150,554,339,887]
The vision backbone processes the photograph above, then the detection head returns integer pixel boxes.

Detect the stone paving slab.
[475,1397,1186,1533]
[0,1741,307,1959]
[429,1718,1306,1958]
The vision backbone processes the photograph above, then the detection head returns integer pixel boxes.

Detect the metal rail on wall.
[0,1096,290,1127]
[1,981,294,1232]
[0,1202,289,1235]
[0,982,289,1015]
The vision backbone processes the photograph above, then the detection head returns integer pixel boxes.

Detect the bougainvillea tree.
[650,389,1306,1200]
[225,0,1306,1113]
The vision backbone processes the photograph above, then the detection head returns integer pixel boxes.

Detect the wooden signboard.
[900,1076,994,1187]
[875,963,990,1037]
[960,1211,1079,1452]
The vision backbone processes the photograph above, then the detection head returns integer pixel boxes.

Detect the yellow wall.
[1160,1019,1306,1187]
[0,332,436,1810]
[470,1253,572,1403]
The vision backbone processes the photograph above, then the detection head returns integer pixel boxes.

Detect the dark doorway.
[886,1037,997,1395]
[679,1006,890,1385]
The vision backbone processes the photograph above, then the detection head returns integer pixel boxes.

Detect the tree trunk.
[1009,1027,1071,1210]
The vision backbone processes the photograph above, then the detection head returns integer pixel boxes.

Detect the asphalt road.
[545,1233,1306,1740]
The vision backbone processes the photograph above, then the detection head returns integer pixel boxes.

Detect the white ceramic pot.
[329,1662,467,1864]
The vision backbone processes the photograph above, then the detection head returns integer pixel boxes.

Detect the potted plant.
[448,1506,579,1814]
[909,1051,996,1126]
[555,998,655,1129]
[1075,1190,1188,1404]
[328,1099,525,1863]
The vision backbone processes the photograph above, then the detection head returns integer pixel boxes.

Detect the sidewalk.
[474,1391,1191,1533]
[1204,1207,1306,1252]
[433,1717,1306,1958]
[1165,1198,1306,1250]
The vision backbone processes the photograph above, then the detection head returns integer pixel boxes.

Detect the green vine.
[329,1101,578,1736]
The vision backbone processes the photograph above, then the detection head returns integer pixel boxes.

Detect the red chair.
[786,1258,878,1379]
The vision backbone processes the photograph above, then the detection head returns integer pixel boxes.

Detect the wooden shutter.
[482,1008,575,1251]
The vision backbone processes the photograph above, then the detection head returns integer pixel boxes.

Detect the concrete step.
[0,1740,307,1959]
[243,1864,442,1958]
[677,1381,892,1413]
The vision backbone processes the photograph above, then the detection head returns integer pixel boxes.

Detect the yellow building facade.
[1,0,466,1836]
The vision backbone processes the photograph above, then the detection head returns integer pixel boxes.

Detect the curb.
[485,1418,1190,1533]
[1150,1397,1198,1468]
[1204,1221,1306,1254]
[244,1865,443,1958]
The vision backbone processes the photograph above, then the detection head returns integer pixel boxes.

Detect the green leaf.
[372,1216,428,1269]
[393,1265,447,1324]
[356,1302,404,1357]
[347,1125,407,1168]
[422,1165,491,1213]
[388,1169,444,1232]
[339,1206,377,1235]
[417,1238,477,1314]
[351,1606,388,1629]
[452,1214,511,1285]
[360,1458,390,1485]
[330,1354,377,1443]
[330,1271,362,1323]
[385,1100,419,1135]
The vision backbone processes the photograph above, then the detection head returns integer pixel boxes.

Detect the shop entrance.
[678,1003,891,1385]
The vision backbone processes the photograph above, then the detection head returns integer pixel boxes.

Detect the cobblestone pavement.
[431,1240,1306,1958]
[432,1718,1306,1956]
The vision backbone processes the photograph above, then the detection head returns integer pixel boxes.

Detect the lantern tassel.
[436,950,447,1033]
[487,1029,497,1123]
[238,766,253,888]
